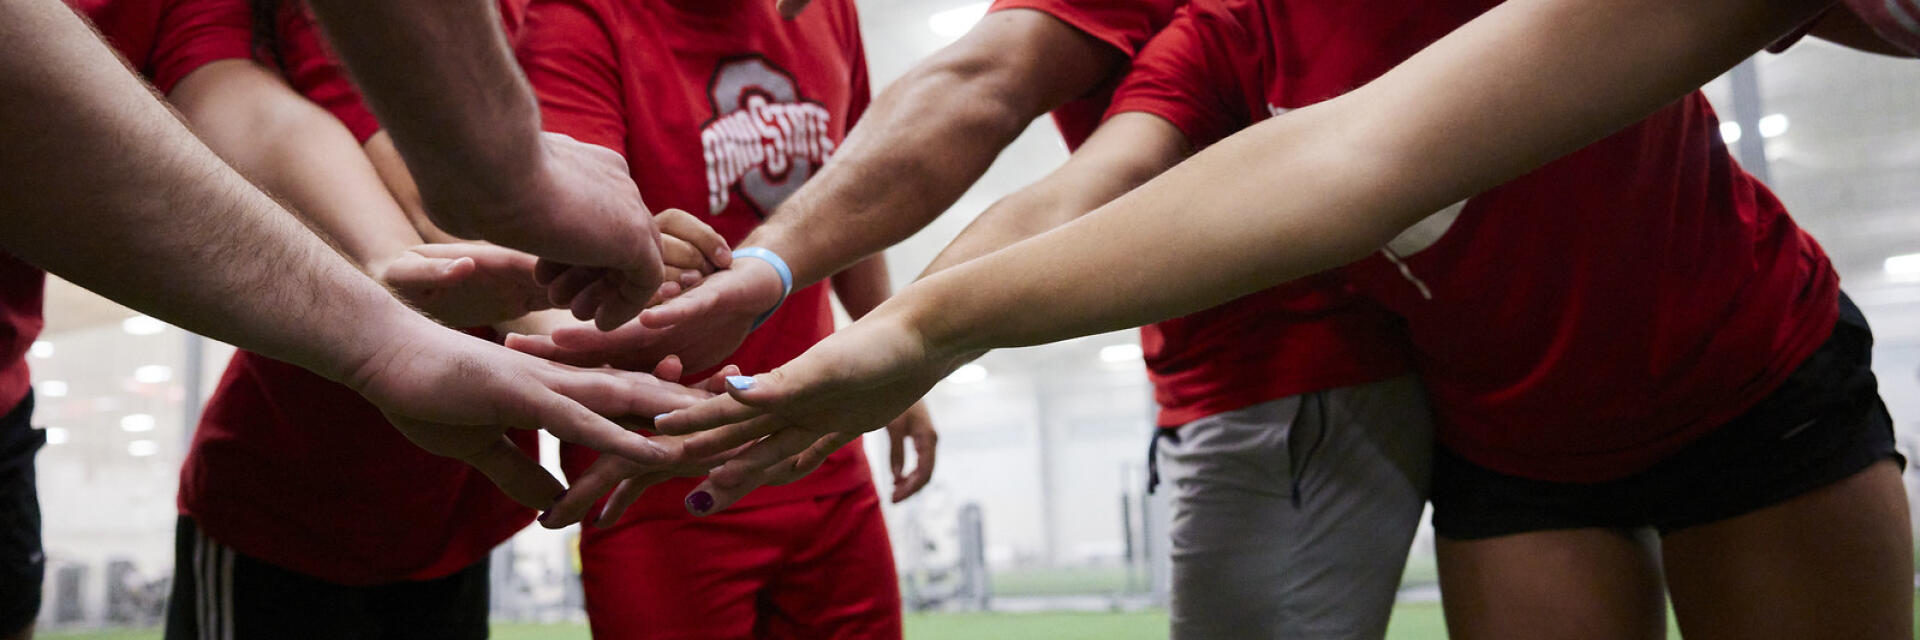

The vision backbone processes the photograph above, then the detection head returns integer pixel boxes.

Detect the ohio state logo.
[700,56,838,216]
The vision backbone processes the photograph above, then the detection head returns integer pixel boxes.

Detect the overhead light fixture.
[45,427,68,445]
[122,315,167,336]
[133,365,173,384]
[945,363,988,384]
[1758,113,1789,138]
[1099,343,1144,364]
[120,413,155,433]
[28,341,53,359]
[40,380,68,398]
[1886,252,1920,281]
[928,2,990,39]
[1719,122,1742,144]
[127,439,159,457]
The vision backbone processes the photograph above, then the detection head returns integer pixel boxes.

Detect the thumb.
[383,254,476,290]
[461,436,566,511]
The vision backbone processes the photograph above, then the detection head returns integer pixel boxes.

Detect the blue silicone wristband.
[731,247,793,330]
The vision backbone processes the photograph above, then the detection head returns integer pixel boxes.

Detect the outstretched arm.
[1,0,688,510]
[303,0,663,329]
[654,0,1834,510]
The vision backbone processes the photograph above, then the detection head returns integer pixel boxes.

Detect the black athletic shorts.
[165,516,490,640]
[0,393,44,636]
[1432,293,1903,539]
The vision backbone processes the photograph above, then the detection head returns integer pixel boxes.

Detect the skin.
[169,59,552,328]
[0,0,692,513]
[655,0,1912,635]
[303,0,664,329]
[528,8,1130,376]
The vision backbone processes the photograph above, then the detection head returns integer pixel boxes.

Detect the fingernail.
[686,491,715,515]
[538,489,568,524]
[725,376,755,391]
[654,413,672,423]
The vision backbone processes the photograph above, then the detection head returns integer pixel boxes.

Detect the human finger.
[459,435,566,511]
[655,209,730,269]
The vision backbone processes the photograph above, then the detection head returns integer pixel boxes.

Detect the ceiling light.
[1099,343,1144,363]
[120,414,155,433]
[127,439,159,457]
[1758,113,1789,138]
[40,380,67,398]
[45,427,68,445]
[1719,122,1742,144]
[945,363,988,384]
[28,341,53,359]
[133,365,173,384]
[928,2,990,39]
[122,315,166,336]
[1886,253,1920,281]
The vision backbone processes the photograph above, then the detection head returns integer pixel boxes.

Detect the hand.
[505,258,784,374]
[654,208,732,296]
[343,319,708,512]
[652,311,974,514]
[535,356,746,529]
[775,0,811,19]
[448,132,662,331]
[372,243,550,327]
[885,401,938,503]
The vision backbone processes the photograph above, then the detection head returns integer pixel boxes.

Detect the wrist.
[731,247,794,328]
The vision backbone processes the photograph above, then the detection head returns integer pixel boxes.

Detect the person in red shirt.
[659,0,1913,637]
[505,0,918,637]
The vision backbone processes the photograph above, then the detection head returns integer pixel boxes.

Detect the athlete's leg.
[372,557,489,640]
[162,516,377,640]
[0,397,43,640]
[1436,527,1666,640]
[760,486,902,640]
[578,505,781,640]
[1159,375,1433,640]
[1662,461,1911,640]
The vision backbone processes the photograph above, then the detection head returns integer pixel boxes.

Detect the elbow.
[893,49,1049,145]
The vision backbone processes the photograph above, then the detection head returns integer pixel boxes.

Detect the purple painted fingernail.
[725,376,755,391]
[538,489,568,524]
[686,491,715,514]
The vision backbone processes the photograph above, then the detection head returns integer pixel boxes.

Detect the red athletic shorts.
[580,486,902,640]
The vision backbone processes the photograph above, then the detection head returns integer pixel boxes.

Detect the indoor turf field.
[36,594,1920,640]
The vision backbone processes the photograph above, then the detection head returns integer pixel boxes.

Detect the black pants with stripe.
[164,516,490,640]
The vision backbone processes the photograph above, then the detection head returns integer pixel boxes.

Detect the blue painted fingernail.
[725,376,755,391]
[653,413,671,423]
[686,491,715,514]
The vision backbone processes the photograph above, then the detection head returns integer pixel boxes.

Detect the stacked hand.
[649,310,967,514]
[508,256,785,375]
[425,132,665,331]
[372,243,551,327]
[344,316,708,512]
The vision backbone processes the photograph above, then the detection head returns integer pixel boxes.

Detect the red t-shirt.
[517,0,874,516]
[986,0,1185,149]
[1115,0,1839,482]
[178,2,537,586]
[0,0,258,413]
[270,0,531,142]
[1842,0,1920,55]
[1038,0,1415,427]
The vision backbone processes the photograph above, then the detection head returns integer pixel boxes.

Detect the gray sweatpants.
[1156,375,1433,640]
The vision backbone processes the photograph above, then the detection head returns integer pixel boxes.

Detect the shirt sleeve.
[272,5,382,142]
[987,0,1182,58]
[149,0,255,94]
[516,0,629,157]
[837,0,872,127]
[1106,5,1255,149]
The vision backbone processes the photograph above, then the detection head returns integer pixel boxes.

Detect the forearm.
[921,113,1188,276]
[171,61,425,269]
[364,131,470,245]
[742,10,1122,287]
[830,255,893,320]
[889,0,1831,356]
[0,0,426,382]
[302,0,544,236]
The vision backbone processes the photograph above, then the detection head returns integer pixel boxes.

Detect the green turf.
[36,592,1920,639]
